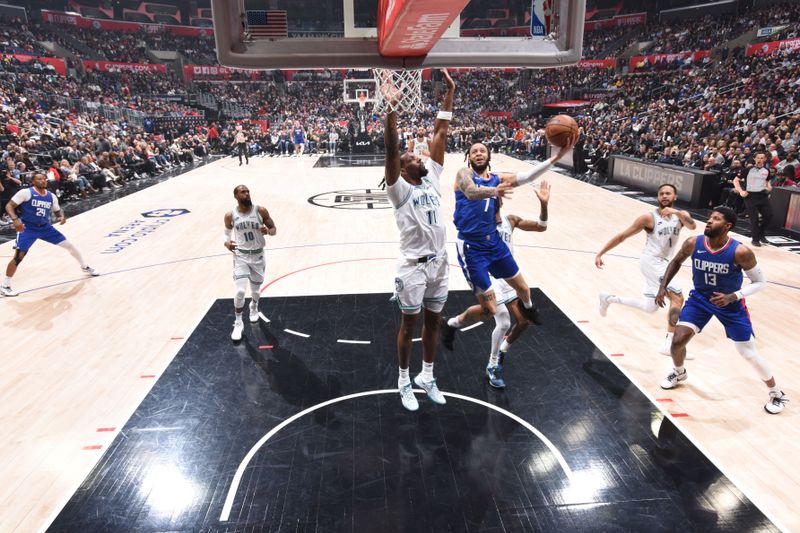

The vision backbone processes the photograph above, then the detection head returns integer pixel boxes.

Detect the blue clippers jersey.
[454,172,501,244]
[292,128,305,142]
[692,237,743,298]
[18,187,54,226]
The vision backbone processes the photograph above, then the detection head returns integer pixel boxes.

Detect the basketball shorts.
[456,238,518,293]
[678,290,754,342]
[489,276,517,305]
[16,224,66,252]
[640,254,681,298]
[233,252,266,284]
[394,254,449,314]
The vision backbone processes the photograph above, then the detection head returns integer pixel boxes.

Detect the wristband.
[734,291,743,300]
[537,219,548,227]
[436,111,453,121]
[224,228,232,243]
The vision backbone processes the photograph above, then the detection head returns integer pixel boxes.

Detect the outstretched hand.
[535,179,550,203]
[379,72,402,108]
[555,135,577,160]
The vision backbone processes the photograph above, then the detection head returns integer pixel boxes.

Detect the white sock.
[447,316,463,328]
[674,366,685,374]
[500,339,511,353]
[421,361,434,381]
[3,276,11,287]
[488,354,499,368]
[58,240,86,268]
[665,332,674,341]
[398,367,410,385]
[235,311,243,323]
[769,385,781,395]
[521,297,532,308]
[615,296,659,313]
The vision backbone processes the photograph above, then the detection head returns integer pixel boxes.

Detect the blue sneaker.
[486,365,505,389]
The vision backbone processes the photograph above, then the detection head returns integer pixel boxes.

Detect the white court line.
[218,388,573,522]
[537,285,791,533]
[461,321,484,331]
[283,329,309,338]
[336,339,371,345]
[258,312,270,323]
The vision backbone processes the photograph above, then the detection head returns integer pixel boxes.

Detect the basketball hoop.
[372,69,424,115]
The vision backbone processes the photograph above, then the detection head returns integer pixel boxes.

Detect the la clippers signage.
[101,209,190,254]
[629,50,710,71]
[41,9,214,38]
[611,157,695,202]
[1,53,67,75]
[746,38,800,57]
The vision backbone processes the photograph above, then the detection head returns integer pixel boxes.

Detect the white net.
[372,69,424,115]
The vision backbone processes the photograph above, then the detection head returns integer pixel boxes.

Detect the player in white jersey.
[465,181,551,388]
[224,185,276,341]
[595,183,696,355]
[408,127,430,157]
[382,68,454,411]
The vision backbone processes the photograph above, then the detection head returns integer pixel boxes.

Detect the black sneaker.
[522,303,543,325]
[751,240,761,247]
[441,319,456,350]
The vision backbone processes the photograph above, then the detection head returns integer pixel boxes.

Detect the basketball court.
[1,0,799,531]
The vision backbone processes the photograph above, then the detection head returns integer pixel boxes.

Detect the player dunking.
[2,172,98,297]
[656,206,787,414]
[595,184,696,356]
[383,69,454,411]
[440,139,574,350]
[224,185,276,341]
[479,181,551,388]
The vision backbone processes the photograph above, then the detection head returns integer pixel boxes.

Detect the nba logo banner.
[530,0,552,36]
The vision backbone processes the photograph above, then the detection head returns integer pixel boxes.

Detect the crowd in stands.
[2,2,800,222]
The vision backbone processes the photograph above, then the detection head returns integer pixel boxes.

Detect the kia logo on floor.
[308,189,390,210]
[141,208,191,218]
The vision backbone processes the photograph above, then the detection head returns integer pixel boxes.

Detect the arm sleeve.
[515,160,552,186]
[52,195,60,212]
[737,266,766,299]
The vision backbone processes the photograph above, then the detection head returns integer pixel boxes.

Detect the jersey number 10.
[244,231,256,242]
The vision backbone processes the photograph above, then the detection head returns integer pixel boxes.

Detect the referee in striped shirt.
[733,152,773,247]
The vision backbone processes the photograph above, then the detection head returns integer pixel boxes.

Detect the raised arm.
[509,180,550,232]
[384,111,400,187]
[498,138,576,187]
[595,213,653,268]
[258,206,276,236]
[428,69,455,166]
[655,236,696,307]
[455,166,512,200]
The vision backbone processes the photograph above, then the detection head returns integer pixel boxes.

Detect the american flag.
[245,10,288,38]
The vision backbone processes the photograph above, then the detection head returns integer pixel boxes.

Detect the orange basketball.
[545,115,579,147]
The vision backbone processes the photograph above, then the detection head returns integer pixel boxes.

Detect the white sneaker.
[765,391,788,414]
[399,382,419,411]
[414,374,446,405]
[598,293,611,317]
[1,285,18,297]
[82,266,100,277]
[660,368,688,390]
[231,320,244,341]
[249,303,259,323]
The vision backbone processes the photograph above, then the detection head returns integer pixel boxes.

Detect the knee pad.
[494,306,511,331]
[734,339,773,381]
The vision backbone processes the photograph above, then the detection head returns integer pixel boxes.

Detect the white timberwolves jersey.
[497,215,514,254]
[387,158,446,258]
[643,209,682,260]
[232,205,266,253]
[412,137,429,156]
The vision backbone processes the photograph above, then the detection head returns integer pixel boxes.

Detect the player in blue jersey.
[291,122,306,156]
[2,172,99,297]
[440,139,574,351]
[656,206,787,414]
